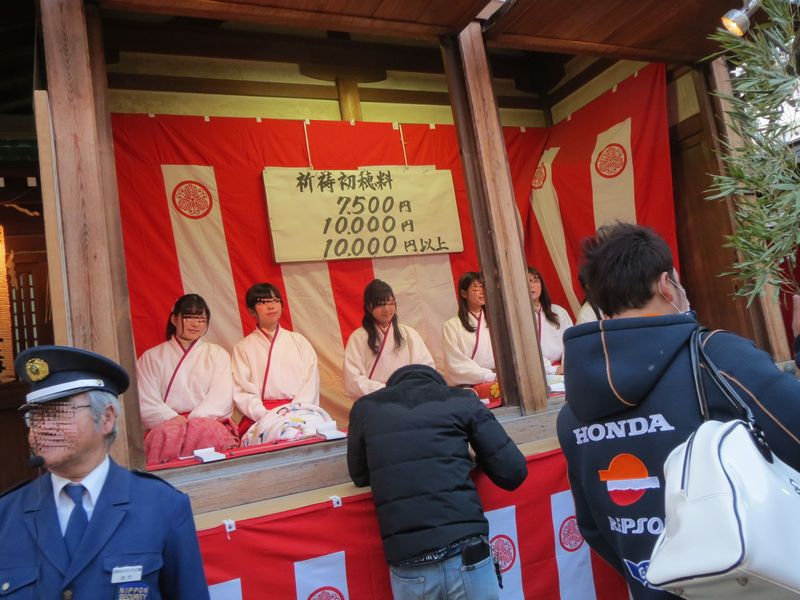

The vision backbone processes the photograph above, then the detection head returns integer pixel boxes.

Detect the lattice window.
[11,272,38,355]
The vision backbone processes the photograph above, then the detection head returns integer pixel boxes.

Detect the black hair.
[579,222,674,317]
[165,294,210,341]
[245,283,283,311]
[457,271,483,333]
[362,279,404,354]
[528,266,560,327]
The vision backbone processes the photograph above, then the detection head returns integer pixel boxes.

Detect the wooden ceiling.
[98,0,492,39]
[3,0,740,136]
[99,0,738,63]
[486,0,737,63]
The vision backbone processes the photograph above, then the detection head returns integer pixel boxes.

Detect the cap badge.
[25,358,50,382]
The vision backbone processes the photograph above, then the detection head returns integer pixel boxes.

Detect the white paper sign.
[263,166,463,263]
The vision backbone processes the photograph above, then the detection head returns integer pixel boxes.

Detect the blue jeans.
[389,554,499,600]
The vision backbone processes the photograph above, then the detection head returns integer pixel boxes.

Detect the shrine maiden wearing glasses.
[343,279,435,399]
[442,272,496,386]
[136,294,237,463]
[232,283,320,437]
[528,267,573,371]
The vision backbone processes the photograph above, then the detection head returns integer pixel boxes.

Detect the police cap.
[15,345,129,405]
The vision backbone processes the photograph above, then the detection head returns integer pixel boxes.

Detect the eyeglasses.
[22,403,92,428]
[468,283,484,291]
[181,314,208,324]
[373,300,396,307]
[255,298,281,306]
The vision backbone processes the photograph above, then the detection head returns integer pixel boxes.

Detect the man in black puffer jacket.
[347,363,527,600]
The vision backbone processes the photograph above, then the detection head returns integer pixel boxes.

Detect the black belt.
[398,536,489,567]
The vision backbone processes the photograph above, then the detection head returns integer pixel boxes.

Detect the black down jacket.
[347,364,527,565]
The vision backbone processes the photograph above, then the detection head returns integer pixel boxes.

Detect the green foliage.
[708,0,800,302]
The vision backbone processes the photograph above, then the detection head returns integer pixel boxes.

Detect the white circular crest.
[172,180,213,219]
[559,516,585,552]
[490,534,517,573]
[594,143,627,178]
[532,164,547,189]
[307,586,344,600]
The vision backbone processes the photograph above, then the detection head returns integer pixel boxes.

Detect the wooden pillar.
[704,59,790,361]
[336,77,362,121]
[441,23,548,414]
[39,0,144,467]
[32,91,71,345]
[86,6,145,465]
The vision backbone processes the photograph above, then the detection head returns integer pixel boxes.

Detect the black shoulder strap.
[694,328,773,461]
[689,327,709,421]
[695,329,754,423]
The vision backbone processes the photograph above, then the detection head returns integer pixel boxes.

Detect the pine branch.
[708,0,800,302]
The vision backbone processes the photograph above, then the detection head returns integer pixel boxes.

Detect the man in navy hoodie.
[557,223,800,599]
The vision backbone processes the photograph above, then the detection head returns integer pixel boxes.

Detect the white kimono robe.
[442,312,495,386]
[343,323,435,399]
[577,301,600,324]
[232,326,320,422]
[136,337,234,430]
[537,304,573,363]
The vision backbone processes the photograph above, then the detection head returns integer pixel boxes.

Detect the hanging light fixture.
[721,0,762,36]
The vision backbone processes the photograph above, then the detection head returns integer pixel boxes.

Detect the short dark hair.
[580,222,674,317]
[245,283,283,310]
[165,294,210,340]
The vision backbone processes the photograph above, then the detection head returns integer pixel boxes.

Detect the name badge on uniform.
[111,566,143,583]
[114,583,150,600]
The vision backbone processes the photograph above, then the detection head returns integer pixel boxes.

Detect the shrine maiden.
[136,294,236,464]
[442,272,496,386]
[232,283,320,435]
[343,279,435,399]
[528,267,573,368]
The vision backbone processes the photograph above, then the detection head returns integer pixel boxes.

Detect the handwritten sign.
[263,166,463,263]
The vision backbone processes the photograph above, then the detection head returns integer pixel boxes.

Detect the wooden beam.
[488,34,698,64]
[39,0,136,466]
[99,0,461,40]
[102,19,538,82]
[107,72,339,100]
[86,6,145,468]
[441,23,549,415]
[703,59,791,361]
[0,115,35,139]
[106,72,545,109]
[547,58,617,105]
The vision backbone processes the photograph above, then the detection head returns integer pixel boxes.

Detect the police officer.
[0,345,210,599]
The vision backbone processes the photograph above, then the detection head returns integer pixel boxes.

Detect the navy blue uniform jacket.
[0,459,210,599]
[557,314,800,599]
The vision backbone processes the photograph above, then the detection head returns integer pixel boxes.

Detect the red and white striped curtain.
[524,63,677,313]
[199,450,629,599]
[112,63,673,424]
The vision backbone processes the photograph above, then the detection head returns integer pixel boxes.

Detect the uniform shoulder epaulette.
[0,477,34,500]
[131,469,179,491]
